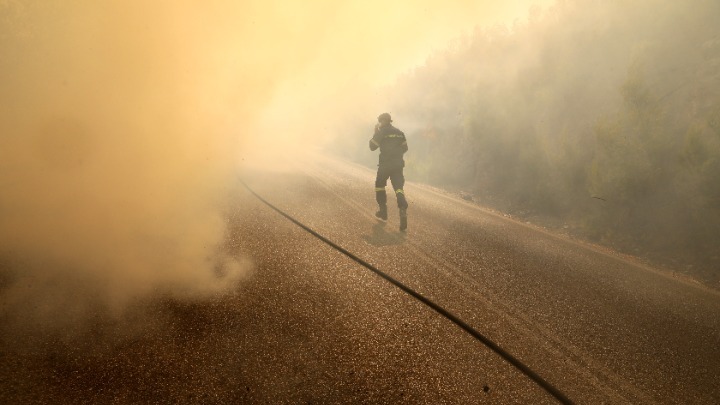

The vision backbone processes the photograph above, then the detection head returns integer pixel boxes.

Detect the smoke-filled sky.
[253,0,554,140]
[2,0,552,155]
[0,0,549,337]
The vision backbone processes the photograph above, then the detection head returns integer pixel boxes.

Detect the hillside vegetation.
[331,0,720,286]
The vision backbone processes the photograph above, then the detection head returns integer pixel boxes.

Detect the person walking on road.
[369,112,408,231]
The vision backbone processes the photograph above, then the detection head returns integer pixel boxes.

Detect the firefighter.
[369,112,408,231]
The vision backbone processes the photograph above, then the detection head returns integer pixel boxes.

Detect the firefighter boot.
[375,204,388,220]
[399,208,407,231]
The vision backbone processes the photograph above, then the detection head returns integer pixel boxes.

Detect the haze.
[0,0,549,340]
[329,0,720,286]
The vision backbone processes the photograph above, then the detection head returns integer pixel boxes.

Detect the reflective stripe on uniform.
[395,189,404,194]
[370,139,380,146]
[375,187,385,192]
[385,134,404,138]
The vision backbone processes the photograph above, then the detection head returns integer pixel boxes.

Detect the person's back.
[371,123,407,170]
[369,113,408,231]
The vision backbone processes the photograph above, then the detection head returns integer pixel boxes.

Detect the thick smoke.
[0,1,260,339]
[0,0,553,341]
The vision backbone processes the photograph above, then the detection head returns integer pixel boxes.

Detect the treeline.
[330,0,720,284]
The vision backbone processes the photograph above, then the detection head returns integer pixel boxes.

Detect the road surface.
[2,154,719,404]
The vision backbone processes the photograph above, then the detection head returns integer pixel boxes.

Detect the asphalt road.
[2,154,719,404]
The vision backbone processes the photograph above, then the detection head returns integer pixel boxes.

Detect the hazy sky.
[256,0,553,84]
[248,0,554,131]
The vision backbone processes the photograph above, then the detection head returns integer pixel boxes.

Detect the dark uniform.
[370,113,408,230]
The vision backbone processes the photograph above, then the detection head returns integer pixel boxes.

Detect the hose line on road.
[241,180,575,405]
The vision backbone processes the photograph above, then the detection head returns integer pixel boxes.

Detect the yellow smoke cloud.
[0,0,546,336]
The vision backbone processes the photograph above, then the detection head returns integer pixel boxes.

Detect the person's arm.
[400,132,408,153]
[369,124,381,151]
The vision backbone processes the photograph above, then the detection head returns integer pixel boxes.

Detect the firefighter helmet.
[377,112,392,123]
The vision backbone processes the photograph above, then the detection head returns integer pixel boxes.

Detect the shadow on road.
[362,221,406,247]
